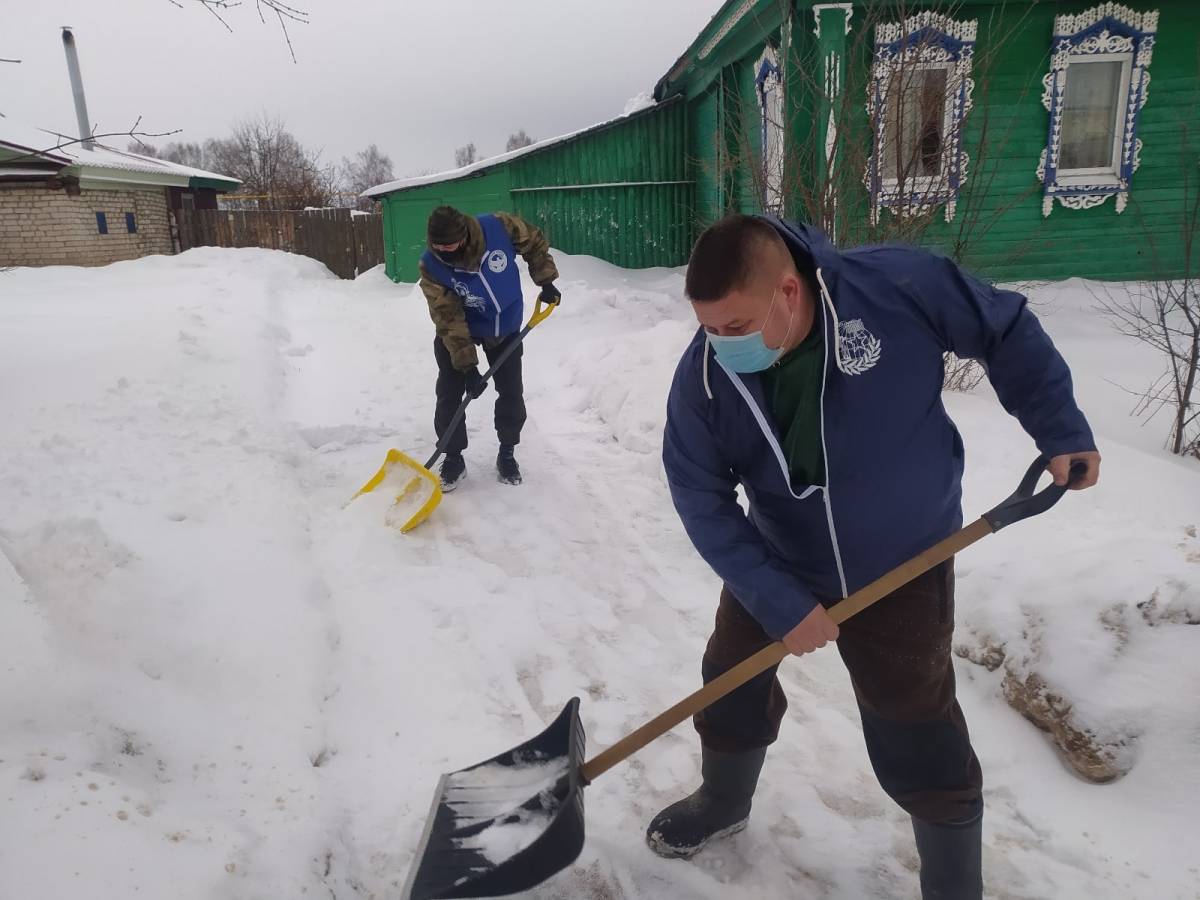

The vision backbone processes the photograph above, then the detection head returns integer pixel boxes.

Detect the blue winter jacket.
[662,218,1095,638]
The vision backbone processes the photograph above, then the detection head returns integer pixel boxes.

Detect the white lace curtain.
[1059,60,1124,170]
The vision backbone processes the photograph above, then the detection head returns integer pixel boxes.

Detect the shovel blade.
[352,449,443,533]
[401,699,586,900]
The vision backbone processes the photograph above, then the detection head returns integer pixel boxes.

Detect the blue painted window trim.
[867,13,977,224]
[126,212,137,234]
[755,46,784,214]
[1037,5,1159,216]
[754,52,781,157]
[96,212,108,234]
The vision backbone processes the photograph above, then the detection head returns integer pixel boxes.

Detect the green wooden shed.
[363,101,692,282]
[368,0,1199,283]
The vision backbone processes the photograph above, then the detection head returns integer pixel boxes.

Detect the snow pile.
[624,92,657,116]
[946,280,1200,786]
[552,258,694,460]
[0,249,1197,899]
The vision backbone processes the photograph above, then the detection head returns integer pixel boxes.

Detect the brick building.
[0,115,239,268]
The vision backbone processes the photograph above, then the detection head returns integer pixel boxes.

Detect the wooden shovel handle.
[578,517,994,784]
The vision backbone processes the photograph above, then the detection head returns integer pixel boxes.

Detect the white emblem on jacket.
[835,319,882,375]
[452,279,488,312]
[487,250,509,274]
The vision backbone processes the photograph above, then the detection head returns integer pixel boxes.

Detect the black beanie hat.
[428,206,469,246]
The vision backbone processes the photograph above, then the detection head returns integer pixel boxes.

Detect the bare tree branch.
[208,113,334,208]
[1097,157,1200,456]
[261,0,307,20]
[202,2,235,32]
[170,0,309,59]
[6,121,184,165]
[273,7,296,63]
[455,143,478,168]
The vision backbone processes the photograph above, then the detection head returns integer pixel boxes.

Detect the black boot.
[496,444,522,485]
[439,453,466,492]
[912,814,983,900]
[645,747,766,859]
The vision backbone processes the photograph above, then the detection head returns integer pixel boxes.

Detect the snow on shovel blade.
[401,699,586,900]
[351,449,443,533]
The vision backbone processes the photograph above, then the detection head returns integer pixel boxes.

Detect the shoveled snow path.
[1,249,1196,900]
[279,258,1195,899]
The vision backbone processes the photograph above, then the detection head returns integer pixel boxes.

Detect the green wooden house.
[367,0,1198,283]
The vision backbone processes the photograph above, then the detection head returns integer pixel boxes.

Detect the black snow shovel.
[400,456,1086,899]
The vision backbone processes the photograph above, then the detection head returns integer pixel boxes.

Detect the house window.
[867,12,977,224]
[883,65,950,181]
[755,44,785,215]
[1037,4,1159,216]
[1059,59,1127,170]
[181,192,195,211]
[96,212,108,234]
[126,212,137,234]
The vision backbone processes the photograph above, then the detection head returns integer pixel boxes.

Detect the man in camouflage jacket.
[418,205,560,489]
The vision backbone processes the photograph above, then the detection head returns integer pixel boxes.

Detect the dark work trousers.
[433,335,526,455]
[693,560,984,825]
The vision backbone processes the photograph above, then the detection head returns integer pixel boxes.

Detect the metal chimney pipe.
[61,27,94,149]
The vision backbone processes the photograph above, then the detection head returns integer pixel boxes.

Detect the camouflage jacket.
[418,212,558,370]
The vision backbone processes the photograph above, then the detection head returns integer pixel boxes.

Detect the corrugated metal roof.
[0,114,239,188]
[66,143,237,184]
[653,0,743,100]
[0,115,73,163]
[362,97,662,199]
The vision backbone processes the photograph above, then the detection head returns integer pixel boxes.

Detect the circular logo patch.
[487,250,509,273]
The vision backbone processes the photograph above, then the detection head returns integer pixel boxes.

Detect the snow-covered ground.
[1,249,1197,900]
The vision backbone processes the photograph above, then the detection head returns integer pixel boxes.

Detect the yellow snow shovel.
[352,298,557,532]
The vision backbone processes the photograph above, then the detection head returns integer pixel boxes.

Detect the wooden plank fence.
[173,208,385,279]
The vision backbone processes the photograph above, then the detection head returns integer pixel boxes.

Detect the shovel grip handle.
[981,456,1086,532]
[526,297,556,329]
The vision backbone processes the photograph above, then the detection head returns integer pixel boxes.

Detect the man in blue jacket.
[649,215,1100,899]
[420,206,560,488]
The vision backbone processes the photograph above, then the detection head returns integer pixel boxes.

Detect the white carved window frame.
[866,12,977,225]
[756,44,786,215]
[1037,3,1159,216]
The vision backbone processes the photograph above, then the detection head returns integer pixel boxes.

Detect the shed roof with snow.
[0,115,240,192]
[362,97,660,199]
[362,96,688,281]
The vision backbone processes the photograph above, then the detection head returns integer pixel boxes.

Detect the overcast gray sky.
[1,0,716,177]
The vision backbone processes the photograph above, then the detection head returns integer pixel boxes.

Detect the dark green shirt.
[761,326,826,487]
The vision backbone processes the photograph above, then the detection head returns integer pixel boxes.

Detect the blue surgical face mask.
[707,288,795,373]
